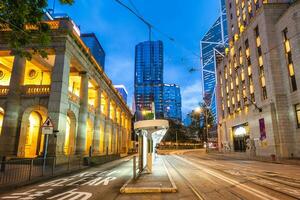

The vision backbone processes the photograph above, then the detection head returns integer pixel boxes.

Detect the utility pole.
[176,130,178,149]
[205,107,209,153]
[115,0,152,41]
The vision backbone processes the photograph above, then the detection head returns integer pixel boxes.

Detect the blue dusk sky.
[52,0,222,117]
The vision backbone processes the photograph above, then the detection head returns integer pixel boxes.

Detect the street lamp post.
[205,107,209,153]
[195,104,210,152]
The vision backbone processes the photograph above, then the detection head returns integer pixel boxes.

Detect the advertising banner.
[259,118,266,141]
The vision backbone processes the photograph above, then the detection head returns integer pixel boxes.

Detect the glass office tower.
[81,33,106,70]
[163,84,182,121]
[134,40,164,119]
[200,0,228,121]
[114,85,128,103]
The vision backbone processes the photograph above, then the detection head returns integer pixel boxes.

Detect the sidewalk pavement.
[208,151,300,165]
[120,155,177,193]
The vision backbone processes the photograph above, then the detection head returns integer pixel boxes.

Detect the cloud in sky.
[181,80,203,116]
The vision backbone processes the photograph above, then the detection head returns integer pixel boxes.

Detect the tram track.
[179,154,300,200]
[186,154,300,193]
[164,156,205,200]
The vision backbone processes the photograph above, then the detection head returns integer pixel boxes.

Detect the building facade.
[114,85,128,103]
[217,0,300,159]
[0,19,132,163]
[200,0,228,121]
[163,84,182,121]
[134,41,164,119]
[81,33,106,70]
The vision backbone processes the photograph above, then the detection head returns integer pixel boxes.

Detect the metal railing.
[0,154,120,188]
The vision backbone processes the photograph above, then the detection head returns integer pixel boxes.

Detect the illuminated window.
[295,104,300,128]
[110,102,116,120]
[283,28,297,92]
[0,107,3,135]
[255,26,267,99]
[101,92,108,116]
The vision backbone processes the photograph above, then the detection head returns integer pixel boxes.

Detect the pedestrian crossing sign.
[42,117,54,135]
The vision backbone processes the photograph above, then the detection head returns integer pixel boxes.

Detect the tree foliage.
[162,119,191,143]
[0,0,74,59]
[188,102,215,143]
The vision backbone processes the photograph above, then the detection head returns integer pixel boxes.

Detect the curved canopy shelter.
[134,120,169,173]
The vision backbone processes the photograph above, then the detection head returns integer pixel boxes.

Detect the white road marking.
[47,189,92,200]
[2,189,53,200]
[175,155,281,200]
[38,170,120,187]
[82,177,116,186]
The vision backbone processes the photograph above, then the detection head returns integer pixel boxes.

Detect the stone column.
[76,72,89,154]
[105,97,110,155]
[0,56,26,157]
[113,104,117,154]
[92,88,101,155]
[48,51,71,157]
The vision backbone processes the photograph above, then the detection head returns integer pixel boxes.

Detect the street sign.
[41,117,54,174]
[41,117,54,135]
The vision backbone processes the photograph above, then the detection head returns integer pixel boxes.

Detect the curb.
[120,157,177,194]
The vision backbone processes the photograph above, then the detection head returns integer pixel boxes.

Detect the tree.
[162,119,190,143]
[187,102,215,143]
[0,0,74,59]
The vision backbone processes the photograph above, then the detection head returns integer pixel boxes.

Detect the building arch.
[18,106,48,158]
[86,118,94,155]
[64,110,77,155]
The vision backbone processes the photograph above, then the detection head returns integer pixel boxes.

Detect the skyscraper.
[81,33,106,70]
[134,41,164,119]
[217,0,298,157]
[200,0,228,121]
[163,84,182,121]
[114,85,128,103]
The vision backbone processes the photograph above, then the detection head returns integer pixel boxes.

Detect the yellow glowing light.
[285,40,291,52]
[64,116,71,155]
[289,64,295,76]
[0,108,4,135]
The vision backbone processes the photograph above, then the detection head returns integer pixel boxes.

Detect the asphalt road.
[1,150,300,200]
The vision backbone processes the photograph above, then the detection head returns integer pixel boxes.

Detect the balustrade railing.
[88,104,96,114]
[68,92,80,105]
[0,86,9,96]
[21,85,50,96]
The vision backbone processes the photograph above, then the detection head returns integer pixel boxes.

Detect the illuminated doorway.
[232,123,249,152]
[24,111,44,158]
[64,116,71,155]
[86,119,94,155]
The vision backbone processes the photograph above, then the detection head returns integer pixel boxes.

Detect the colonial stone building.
[0,19,132,163]
[217,0,300,159]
